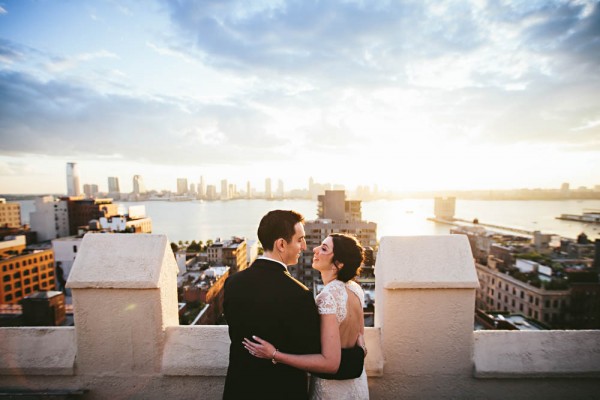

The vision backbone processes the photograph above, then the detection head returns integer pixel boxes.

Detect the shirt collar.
[258,255,288,272]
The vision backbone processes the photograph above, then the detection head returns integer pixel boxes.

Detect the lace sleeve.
[346,280,365,306]
[316,288,337,315]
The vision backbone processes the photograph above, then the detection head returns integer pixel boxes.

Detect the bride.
[243,233,369,399]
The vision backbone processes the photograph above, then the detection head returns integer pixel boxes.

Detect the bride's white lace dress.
[309,280,369,400]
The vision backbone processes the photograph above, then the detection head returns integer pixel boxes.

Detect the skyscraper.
[133,175,146,194]
[108,177,120,193]
[198,176,206,199]
[66,162,81,196]
[221,179,230,200]
[83,184,99,198]
[177,178,188,195]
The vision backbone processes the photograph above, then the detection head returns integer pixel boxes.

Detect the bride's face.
[312,236,335,272]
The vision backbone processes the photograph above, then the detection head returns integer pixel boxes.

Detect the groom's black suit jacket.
[223,258,321,400]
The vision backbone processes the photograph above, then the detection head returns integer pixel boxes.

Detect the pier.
[427,217,537,237]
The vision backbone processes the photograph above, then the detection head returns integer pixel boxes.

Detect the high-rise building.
[247,181,252,199]
[66,162,81,196]
[29,196,70,241]
[133,175,146,195]
[206,185,217,200]
[107,177,120,200]
[221,179,230,200]
[317,190,346,221]
[276,179,284,199]
[198,176,206,199]
[265,178,272,199]
[108,177,120,193]
[83,184,99,198]
[177,178,188,195]
[0,199,21,228]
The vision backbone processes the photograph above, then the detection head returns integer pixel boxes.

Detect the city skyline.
[1,1,599,194]
[1,162,598,197]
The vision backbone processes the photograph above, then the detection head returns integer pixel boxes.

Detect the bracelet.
[271,349,279,365]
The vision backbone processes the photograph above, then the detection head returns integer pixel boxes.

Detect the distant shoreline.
[3,193,600,202]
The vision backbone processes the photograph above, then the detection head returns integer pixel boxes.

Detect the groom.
[223,210,363,399]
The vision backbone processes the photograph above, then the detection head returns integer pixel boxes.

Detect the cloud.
[161,0,600,90]
[44,50,119,73]
[0,160,35,176]
[0,38,40,65]
[0,71,290,166]
[163,0,432,84]
[1,0,599,187]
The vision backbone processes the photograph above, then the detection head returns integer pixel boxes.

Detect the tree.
[171,242,179,254]
[188,240,201,252]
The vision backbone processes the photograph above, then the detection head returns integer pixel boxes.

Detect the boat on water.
[556,209,600,224]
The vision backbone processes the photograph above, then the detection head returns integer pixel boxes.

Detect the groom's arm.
[339,346,365,377]
[312,346,364,380]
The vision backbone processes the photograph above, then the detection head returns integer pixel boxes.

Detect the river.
[18,198,600,243]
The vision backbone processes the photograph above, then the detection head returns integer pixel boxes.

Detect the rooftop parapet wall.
[0,234,599,399]
[0,327,76,376]
[474,330,600,378]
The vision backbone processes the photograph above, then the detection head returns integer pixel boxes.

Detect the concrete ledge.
[162,326,231,376]
[0,327,76,376]
[364,327,383,377]
[161,326,384,378]
[474,330,600,378]
[377,235,479,289]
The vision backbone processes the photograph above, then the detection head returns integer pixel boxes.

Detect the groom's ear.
[275,238,285,251]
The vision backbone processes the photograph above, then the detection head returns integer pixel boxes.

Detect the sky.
[0,0,599,195]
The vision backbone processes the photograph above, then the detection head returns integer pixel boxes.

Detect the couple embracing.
[223,210,369,400]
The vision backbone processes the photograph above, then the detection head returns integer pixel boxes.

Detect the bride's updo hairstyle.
[330,233,364,282]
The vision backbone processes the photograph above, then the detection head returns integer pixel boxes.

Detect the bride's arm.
[244,313,341,374]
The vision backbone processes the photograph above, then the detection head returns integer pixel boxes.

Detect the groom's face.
[281,222,307,265]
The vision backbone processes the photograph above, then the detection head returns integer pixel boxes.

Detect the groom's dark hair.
[258,210,304,251]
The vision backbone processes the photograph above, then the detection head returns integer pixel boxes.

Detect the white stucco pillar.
[66,233,179,376]
[371,235,479,399]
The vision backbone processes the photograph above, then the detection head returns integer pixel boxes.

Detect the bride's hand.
[243,335,276,360]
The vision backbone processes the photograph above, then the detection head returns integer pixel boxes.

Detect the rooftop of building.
[0,233,599,399]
